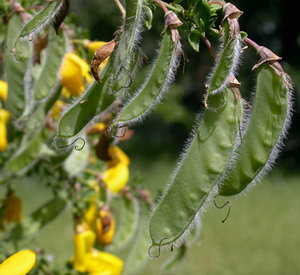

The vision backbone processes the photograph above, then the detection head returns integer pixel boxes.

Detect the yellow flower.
[0,249,36,275]
[60,53,93,97]
[88,41,107,52]
[2,191,23,224]
[0,80,8,102]
[74,228,96,272]
[102,164,129,193]
[51,100,65,120]
[85,251,123,275]
[84,200,98,229]
[0,109,10,152]
[73,226,123,275]
[108,146,130,167]
[88,41,109,70]
[87,123,106,134]
[96,207,115,245]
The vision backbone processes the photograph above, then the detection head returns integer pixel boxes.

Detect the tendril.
[57,137,86,151]
[113,66,133,92]
[213,196,231,223]
[148,238,169,258]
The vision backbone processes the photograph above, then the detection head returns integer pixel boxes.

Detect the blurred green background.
[2,0,300,274]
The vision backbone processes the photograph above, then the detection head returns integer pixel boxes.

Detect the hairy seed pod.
[219,48,292,196]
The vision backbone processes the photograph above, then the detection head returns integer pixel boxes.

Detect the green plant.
[0,0,293,274]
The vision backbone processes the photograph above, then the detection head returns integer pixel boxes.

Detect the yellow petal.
[88,41,108,52]
[0,109,10,124]
[108,146,130,167]
[96,209,115,245]
[0,122,8,152]
[102,164,129,193]
[60,53,91,97]
[51,100,65,120]
[85,250,123,275]
[0,249,36,275]
[73,229,96,272]
[84,201,98,229]
[0,80,8,102]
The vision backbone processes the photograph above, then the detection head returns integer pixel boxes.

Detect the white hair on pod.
[115,42,182,127]
[18,0,66,41]
[57,0,145,139]
[239,74,293,195]
[148,97,245,251]
[206,34,242,95]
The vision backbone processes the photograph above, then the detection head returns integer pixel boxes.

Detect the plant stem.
[202,36,216,58]
[114,0,126,19]
[207,1,225,6]
[161,1,183,13]
[152,0,169,13]
[244,37,260,52]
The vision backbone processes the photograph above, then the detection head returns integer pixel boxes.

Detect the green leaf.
[142,5,153,30]
[188,28,201,52]
[34,29,66,100]
[193,0,211,28]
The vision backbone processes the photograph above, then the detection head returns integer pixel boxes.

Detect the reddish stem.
[244,37,261,52]
[207,1,225,6]
[202,36,216,59]
[152,0,169,13]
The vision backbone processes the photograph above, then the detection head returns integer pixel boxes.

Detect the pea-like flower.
[0,109,10,152]
[96,206,115,245]
[60,53,93,97]
[102,163,129,193]
[0,80,7,102]
[73,225,123,275]
[0,249,36,275]
[108,145,130,167]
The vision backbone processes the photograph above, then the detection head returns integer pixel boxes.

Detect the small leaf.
[142,5,153,30]
[240,31,248,39]
[193,0,211,28]
[188,28,200,52]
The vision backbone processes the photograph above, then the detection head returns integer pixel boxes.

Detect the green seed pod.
[5,15,31,119]
[219,48,292,196]
[17,0,67,41]
[57,0,143,139]
[34,29,66,100]
[149,88,243,249]
[115,29,181,126]
[207,4,242,95]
